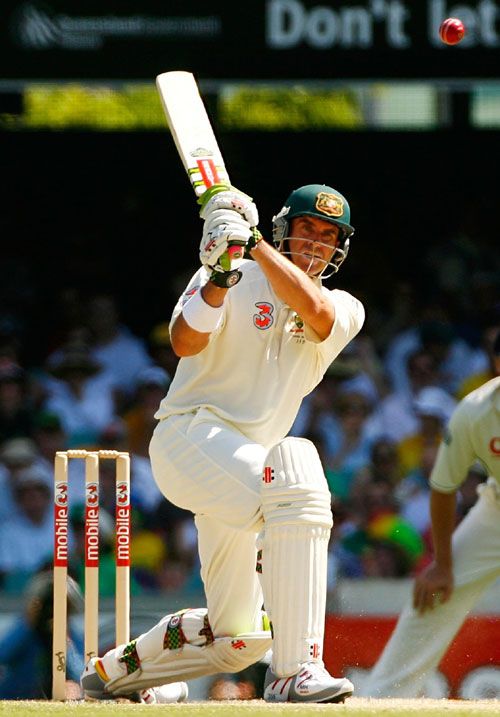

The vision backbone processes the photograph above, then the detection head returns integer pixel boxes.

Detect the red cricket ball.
[439,17,465,45]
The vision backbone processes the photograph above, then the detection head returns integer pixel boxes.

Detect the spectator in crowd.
[123,366,171,459]
[367,349,439,443]
[0,436,45,480]
[147,322,180,380]
[395,443,439,538]
[321,388,374,500]
[0,570,84,699]
[0,466,57,591]
[0,315,24,365]
[43,341,118,448]
[361,481,424,570]
[0,359,34,442]
[85,293,153,402]
[331,479,424,580]
[31,410,89,506]
[291,338,382,440]
[156,514,202,594]
[397,386,456,477]
[340,335,388,403]
[361,539,417,579]
[370,281,419,355]
[351,437,402,500]
[32,410,67,468]
[151,495,197,578]
[128,515,169,592]
[384,314,478,397]
[0,437,52,522]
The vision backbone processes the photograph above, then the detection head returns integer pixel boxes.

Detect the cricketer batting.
[81,183,364,703]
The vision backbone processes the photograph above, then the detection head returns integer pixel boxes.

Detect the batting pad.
[260,437,333,677]
[103,608,271,695]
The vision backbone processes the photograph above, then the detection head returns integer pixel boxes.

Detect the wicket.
[52,449,131,701]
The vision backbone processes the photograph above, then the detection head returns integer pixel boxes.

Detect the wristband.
[182,289,223,333]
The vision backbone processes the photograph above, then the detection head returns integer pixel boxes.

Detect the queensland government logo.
[11,2,222,50]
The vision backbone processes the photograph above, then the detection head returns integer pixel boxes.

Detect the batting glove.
[200,186,259,228]
[199,211,252,270]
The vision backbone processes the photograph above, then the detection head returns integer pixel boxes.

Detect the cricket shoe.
[81,657,188,703]
[263,662,354,703]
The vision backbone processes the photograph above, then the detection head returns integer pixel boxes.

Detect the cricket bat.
[156,70,243,265]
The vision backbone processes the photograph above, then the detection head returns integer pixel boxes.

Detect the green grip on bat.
[198,183,244,271]
[197,182,232,211]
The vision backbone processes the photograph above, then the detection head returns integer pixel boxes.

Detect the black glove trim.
[209,269,242,288]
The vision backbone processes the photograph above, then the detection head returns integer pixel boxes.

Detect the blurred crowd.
[0,292,198,597]
[0,232,498,601]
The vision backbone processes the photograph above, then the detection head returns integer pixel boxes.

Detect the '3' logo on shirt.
[254,302,274,329]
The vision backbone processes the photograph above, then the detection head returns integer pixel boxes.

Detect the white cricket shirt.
[430,376,500,493]
[155,260,365,449]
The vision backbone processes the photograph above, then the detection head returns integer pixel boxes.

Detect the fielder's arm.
[413,488,457,614]
[250,241,335,341]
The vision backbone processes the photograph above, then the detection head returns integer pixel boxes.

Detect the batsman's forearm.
[251,241,334,339]
[170,284,227,357]
[430,489,457,569]
[170,314,210,356]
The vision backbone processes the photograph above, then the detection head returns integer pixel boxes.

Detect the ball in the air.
[439,17,465,45]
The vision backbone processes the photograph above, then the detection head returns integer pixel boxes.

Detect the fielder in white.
[361,330,500,698]
[81,183,364,703]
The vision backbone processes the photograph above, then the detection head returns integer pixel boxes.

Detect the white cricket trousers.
[149,409,267,637]
[361,478,500,698]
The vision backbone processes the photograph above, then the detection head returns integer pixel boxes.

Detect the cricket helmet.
[272,184,355,277]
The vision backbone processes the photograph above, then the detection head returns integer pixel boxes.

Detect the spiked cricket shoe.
[263,662,353,703]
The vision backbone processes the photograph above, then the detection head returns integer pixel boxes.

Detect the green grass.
[1,699,500,717]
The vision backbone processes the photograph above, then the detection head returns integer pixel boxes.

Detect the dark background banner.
[1,0,499,80]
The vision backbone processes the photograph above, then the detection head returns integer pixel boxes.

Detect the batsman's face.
[288,216,340,276]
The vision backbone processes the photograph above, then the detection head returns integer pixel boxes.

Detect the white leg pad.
[259,438,333,677]
[101,608,271,695]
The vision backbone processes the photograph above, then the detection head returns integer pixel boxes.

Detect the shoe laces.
[300,662,329,681]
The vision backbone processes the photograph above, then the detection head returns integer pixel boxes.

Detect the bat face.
[156,71,230,197]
